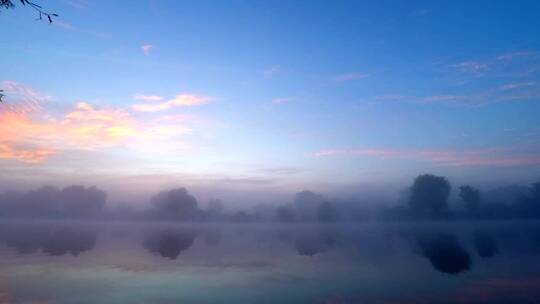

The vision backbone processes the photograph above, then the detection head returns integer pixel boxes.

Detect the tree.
[317,201,337,222]
[1,0,58,23]
[512,181,540,218]
[532,181,540,202]
[294,190,325,221]
[276,205,296,222]
[151,188,199,221]
[207,199,224,214]
[409,174,451,217]
[60,185,106,218]
[459,185,481,215]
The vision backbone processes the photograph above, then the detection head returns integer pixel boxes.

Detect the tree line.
[381,174,540,220]
[0,174,539,221]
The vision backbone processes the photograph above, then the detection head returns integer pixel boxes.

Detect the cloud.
[410,8,430,16]
[452,61,489,75]
[501,82,536,90]
[421,95,465,103]
[335,72,369,82]
[271,98,291,105]
[0,84,195,164]
[310,147,540,167]
[497,51,537,60]
[141,44,153,55]
[133,94,164,101]
[261,167,306,175]
[262,65,280,77]
[61,0,90,10]
[0,143,56,164]
[213,177,275,185]
[0,81,49,114]
[132,94,212,112]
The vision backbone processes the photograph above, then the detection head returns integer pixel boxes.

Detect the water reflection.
[0,221,539,303]
[143,228,197,259]
[294,228,338,256]
[417,233,471,274]
[0,223,96,256]
[473,230,499,258]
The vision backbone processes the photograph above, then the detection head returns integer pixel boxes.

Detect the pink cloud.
[0,89,194,164]
[133,94,164,101]
[132,94,212,112]
[141,44,153,55]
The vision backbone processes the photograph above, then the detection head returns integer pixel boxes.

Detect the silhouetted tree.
[208,199,224,214]
[0,185,106,219]
[230,211,253,222]
[60,186,106,218]
[276,205,296,222]
[317,201,337,222]
[151,188,199,221]
[409,174,451,218]
[294,190,325,221]
[512,181,540,218]
[0,0,58,22]
[532,181,540,203]
[459,185,481,215]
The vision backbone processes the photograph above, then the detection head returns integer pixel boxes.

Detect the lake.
[1,221,540,304]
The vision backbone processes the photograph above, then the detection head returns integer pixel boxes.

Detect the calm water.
[1,221,540,304]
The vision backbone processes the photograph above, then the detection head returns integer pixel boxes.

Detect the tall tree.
[459,185,481,215]
[409,174,451,217]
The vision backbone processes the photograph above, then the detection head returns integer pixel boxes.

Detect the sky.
[1,0,540,206]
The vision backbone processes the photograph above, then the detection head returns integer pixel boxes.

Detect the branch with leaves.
[0,0,58,23]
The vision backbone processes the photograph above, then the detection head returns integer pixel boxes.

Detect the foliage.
[0,0,58,23]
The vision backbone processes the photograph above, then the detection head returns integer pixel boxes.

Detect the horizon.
[1,0,540,207]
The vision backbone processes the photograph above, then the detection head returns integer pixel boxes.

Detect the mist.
[0,173,539,223]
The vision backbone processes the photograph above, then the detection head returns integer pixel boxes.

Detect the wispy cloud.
[262,65,280,77]
[132,94,212,112]
[501,82,536,90]
[310,147,540,167]
[61,0,90,10]
[0,80,49,114]
[335,72,369,82]
[271,98,291,105]
[133,94,164,101]
[141,44,153,55]
[410,8,430,17]
[452,61,489,75]
[497,51,537,61]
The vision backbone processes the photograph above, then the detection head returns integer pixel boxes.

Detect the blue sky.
[1,0,539,204]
